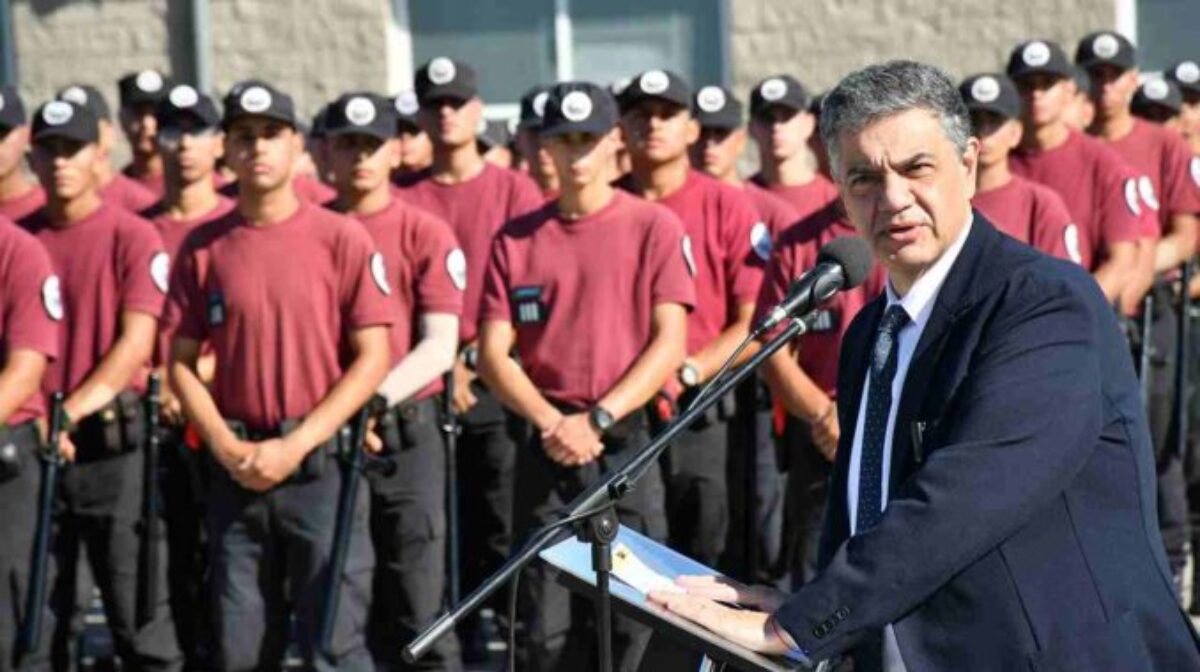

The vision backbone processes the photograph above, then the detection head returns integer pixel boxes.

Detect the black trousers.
[514,412,667,672]
[722,379,786,585]
[0,424,53,672]
[366,398,461,672]
[159,432,212,671]
[781,418,831,589]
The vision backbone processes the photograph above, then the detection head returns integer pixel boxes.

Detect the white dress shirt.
[846,216,973,671]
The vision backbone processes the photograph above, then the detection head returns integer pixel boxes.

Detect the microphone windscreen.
[817,236,873,289]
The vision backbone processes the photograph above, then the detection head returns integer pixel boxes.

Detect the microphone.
[755,236,873,333]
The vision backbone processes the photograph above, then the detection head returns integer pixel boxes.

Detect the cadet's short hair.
[820,60,971,177]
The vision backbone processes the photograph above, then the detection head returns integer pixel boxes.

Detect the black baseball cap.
[476,118,512,150]
[118,69,173,108]
[156,84,220,129]
[692,85,742,130]
[310,105,330,139]
[1132,79,1182,115]
[415,57,479,104]
[0,86,27,130]
[56,84,112,121]
[518,85,551,130]
[325,92,398,141]
[539,82,620,138]
[1075,31,1136,71]
[959,74,1021,120]
[609,77,634,111]
[750,75,809,117]
[1069,65,1094,97]
[31,100,99,144]
[1007,40,1074,81]
[393,91,420,130]
[622,70,692,109]
[222,80,297,128]
[1165,61,1200,98]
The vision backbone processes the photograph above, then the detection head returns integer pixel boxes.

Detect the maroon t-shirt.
[972,176,1078,263]
[123,165,166,199]
[624,170,766,354]
[167,202,394,430]
[353,197,464,401]
[750,173,840,225]
[0,219,59,424]
[754,203,886,396]
[480,191,696,409]
[101,173,160,214]
[22,203,167,397]
[1107,119,1200,233]
[1010,130,1143,270]
[400,163,543,343]
[147,196,237,365]
[743,180,800,242]
[0,185,46,223]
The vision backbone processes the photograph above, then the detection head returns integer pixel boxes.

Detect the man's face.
[222,117,299,193]
[30,137,100,201]
[970,110,1021,168]
[836,108,978,280]
[1015,74,1073,128]
[158,118,223,186]
[1178,97,1200,154]
[542,129,617,190]
[329,133,399,195]
[397,123,434,171]
[748,106,814,162]
[418,96,483,149]
[690,126,744,180]
[1087,64,1138,118]
[621,99,698,164]
[514,127,556,182]
[120,102,160,156]
[0,125,31,179]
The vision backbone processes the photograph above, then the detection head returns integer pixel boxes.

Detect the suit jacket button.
[812,625,826,639]
[836,607,850,620]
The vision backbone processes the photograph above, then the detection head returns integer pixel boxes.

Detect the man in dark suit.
[650,60,1200,671]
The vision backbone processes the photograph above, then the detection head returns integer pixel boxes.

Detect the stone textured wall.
[730,0,1119,97]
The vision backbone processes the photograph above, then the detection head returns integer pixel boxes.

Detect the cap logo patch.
[1124,178,1142,216]
[1092,34,1120,60]
[345,96,376,126]
[560,91,593,122]
[681,235,697,277]
[136,70,164,93]
[395,91,419,115]
[169,85,199,109]
[1138,175,1160,212]
[970,76,1001,103]
[1144,79,1169,101]
[1064,224,1082,265]
[750,222,772,261]
[428,57,457,85]
[60,86,88,106]
[446,248,467,291]
[1176,61,1200,85]
[150,252,170,294]
[42,276,63,321]
[697,86,727,113]
[240,86,272,114]
[760,78,787,102]
[532,91,549,118]
[1022,41,1052,67]
[42,101,73,126]
[370,252,391,296]
[640,70,670,95]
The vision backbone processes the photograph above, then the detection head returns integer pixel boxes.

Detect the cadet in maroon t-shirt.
[959,73,1078,262]
[619,69,765,568]
[166,82,392,671]
[324,91,465,669]
[1006,39,1141,302]
[0,215,60,669]
[391,91,435,186]
[747,75,841,222]
[401,58,543,626]
[118,69,173,198]
[479,82,692,672]
[23,99,180,669]
[0,87,47,223]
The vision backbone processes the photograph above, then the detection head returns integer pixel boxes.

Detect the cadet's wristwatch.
[588,405,615,435]
[678,360,702,388]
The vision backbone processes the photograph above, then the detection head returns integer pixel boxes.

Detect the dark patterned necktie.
[856,304,911,534]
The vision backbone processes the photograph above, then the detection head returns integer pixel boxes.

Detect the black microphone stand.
[404,316,811,670]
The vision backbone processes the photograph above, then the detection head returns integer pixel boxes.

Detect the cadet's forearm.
[1118,239,1157,315]
[762,348,832,422]
[378,313,459,407]
[598,303,687,421]
[1155,214,1198,273]
[688,302,755,381]
[477,320,561,431]
[1093,241,1137,304]
[0,349,48,426]
[170,338,239,454]
[288,325,391,454]
[64,311,157,422]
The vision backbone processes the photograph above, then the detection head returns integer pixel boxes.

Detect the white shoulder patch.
[749,221,772,261]
[370,252,391,296]
[445,248,467,291]
[1137,175,1160,212]
[1123,178,1142,217]
[1063,224,1083,265]
[150,252,170,294]
[681,235,697,277]
[1190,156,1200,188]
[42,276,64,321]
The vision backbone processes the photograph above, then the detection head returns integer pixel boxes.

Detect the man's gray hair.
[819,60,971,176]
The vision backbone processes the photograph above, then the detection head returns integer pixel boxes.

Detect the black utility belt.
[373,397,438,454]
[0,421,41,484]
[74,390,146,461]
